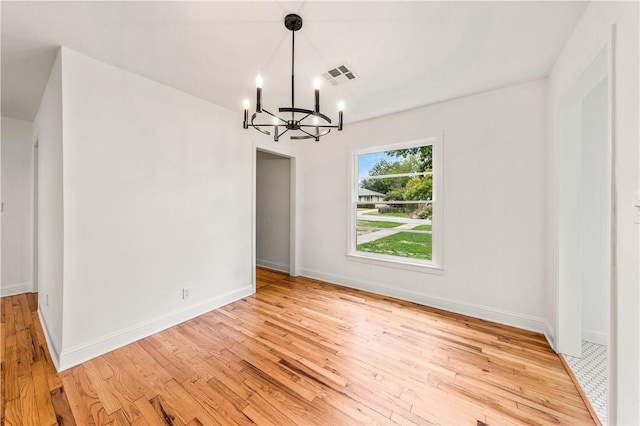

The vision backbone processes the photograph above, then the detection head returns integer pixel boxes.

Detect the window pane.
[354,141,436,265]
[356,229,432,260]
[358,175,432,201]
[358,145,432,178]
[356,202,433,221]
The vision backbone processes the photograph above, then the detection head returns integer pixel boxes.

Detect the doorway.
[557,42,613,424]
[254,149,295,290]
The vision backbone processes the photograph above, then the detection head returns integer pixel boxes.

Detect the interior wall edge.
[300,268,548,336]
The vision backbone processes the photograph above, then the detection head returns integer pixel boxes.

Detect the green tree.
[386,145,432,171]
[403,175,432,201]
[361,159,411,195]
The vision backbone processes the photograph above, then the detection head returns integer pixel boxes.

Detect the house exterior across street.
[358,188,385,203]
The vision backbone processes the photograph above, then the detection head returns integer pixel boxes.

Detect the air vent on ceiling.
[322,64,357,86]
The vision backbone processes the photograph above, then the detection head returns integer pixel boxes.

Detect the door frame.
[251,144,298,293]
[555,25,616,423]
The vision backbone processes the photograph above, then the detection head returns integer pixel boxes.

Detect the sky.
[358,151,392,179]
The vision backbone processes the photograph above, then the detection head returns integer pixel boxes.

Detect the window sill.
[346,253,444,275]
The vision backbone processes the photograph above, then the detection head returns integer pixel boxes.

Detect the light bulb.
[313,117,319,126]
[273,117,279,125]
[314,77,321,90]
[243,99,250,110]
[256,75,263,88]
[338,100,345,111]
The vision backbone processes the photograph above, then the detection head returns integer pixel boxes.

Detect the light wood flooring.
[1,268,595,425]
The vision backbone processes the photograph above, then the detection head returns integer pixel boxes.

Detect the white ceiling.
[1,1,587,124]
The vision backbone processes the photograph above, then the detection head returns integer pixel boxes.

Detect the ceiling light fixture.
[243,14,344,142]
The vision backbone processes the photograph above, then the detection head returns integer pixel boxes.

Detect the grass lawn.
[357,231,432,260]
[412,224,432,231]
[357,220,403,228]
[367,211,411,218]
[356,220,402,236]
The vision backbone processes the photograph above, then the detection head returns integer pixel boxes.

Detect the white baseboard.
[57,285,253,371]
[38,307,62,371]
[300,268,547,335]
[256,259,289,273]
[1,282,33,297]
[582,329,608,346]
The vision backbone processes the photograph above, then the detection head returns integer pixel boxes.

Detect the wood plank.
[81,360,122,414]
[180,379,250,426]
[133,396,169,425]
[148,394,186,426]
[60,371,98,425]
[240,359,348,425]
[3,398,23,426]
[18,295,34,330]
[50,387,77,426]
[27,292,39,313]
[31,360,58,426]
[242,391,297,426]
[12,296,26,332]
[3,347,20,401]
[162,379,221,425]
[109,409,133,426]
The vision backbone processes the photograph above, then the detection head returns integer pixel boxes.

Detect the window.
[349,137,442,271]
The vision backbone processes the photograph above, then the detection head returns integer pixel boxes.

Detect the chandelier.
[243,14,344,142]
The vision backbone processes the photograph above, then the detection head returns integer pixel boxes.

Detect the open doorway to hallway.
[557,42,612,425]
[255,150,294,291]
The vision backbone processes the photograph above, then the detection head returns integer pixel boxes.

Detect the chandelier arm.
[261,109,285,123]
[315,129,332,137]
[297,128,317,138]
[278,107,332,124]
[250,113,271,136]
[251,125,271,136]
[278,107,312,114]
[276,128,289,141]
[290,129,331,140]
[298,112,312,122]
[299,124,338,129]
[312,112,332,124]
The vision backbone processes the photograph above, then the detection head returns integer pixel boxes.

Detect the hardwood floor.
[2,269,595,425]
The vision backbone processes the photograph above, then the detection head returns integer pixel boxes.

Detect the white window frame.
[347,135,443,273]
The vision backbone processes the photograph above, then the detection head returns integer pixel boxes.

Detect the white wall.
[33,49,64,364]
[1,116,33,296]
[298,80,548,333]
[32,47,255,370]
[548,2,639,423]
[256,151,290,272]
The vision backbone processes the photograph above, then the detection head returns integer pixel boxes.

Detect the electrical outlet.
[182,288,191,299]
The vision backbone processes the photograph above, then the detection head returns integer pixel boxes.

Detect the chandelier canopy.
[243,14,344,142]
